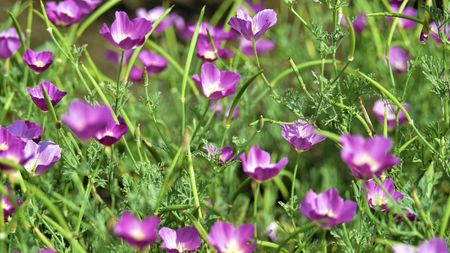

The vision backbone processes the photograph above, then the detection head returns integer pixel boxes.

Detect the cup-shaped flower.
[430,22,450,44]
[100,11,152,50]
[61,100,113,140]
[192,63,240,100]
[372,100,410,130]
[28,81,67,112]
[204,144,235,164]
[340,135,400,179]
[207,221,256,253]
[139,50,168,75]
[300,188,357,229]
[23,141,61,176]
[0,28,21,59]
[240,38,274,57]
[7,120,42,143]
[136,7,175,35]
[197,38,234,62]
[280,120,325,152]
[46,0,83,27]
[388,46,410,75]
[228,8,277,41]
[0,127,27,170]
[387,5,417,30]
[341,13,367,33]
[159,226,201,253]
[1,187,21,221]
[94,116,128,146]
[114,211,160,249]
[23,49,53,73]
[392,238,449,253]
[240,146,288,181]
[364,178,403,211]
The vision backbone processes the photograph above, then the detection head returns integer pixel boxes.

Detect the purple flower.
[364,178,403,211]
[139,50,168,75]
[7,120,42,143]
[204,144,235,164]
[1,187,21,221]
[245,0,264,13]
[129,67,144,83]
[300,188,357,228]
[388,5,417,30]
[94,116,128,146]
[340,135,400,179]
[46,0,83,27]
[0,127,27,170]
[0,28,21,59]
[27,81,67,112]
[388,46,410,74]
[99,11,152,50]
[74,0,101,16]
[341,13,367,33]
[114,211,160,249]
[280,120,325,152]
[240,146,288,181]
[159,226,201,253]
[23,49,53,73]
[192,63,240,100]
[197,38,234,62]
[105,49,134,65]
[228,8,277,41]
[23,141,61,176]
[173,15,191,41]
[61,100,113,140]
[207,221,256,253]
[210,101,239,120]
[372,99,410,130]
[188,22,235,41]
[393,238,449,253]
[240,38,274,57]
[395,209,417,222]
[430,22,450,44]
[136,7,174,35]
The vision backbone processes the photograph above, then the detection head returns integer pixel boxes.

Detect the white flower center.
[354,153,379,172]
[35,60,45,68]
[204,51,216,60]
[102,130,113,138]
[177,243,186,252]
[130,228,145,241]
[0,143,8,151]
[224,240,244,253]
[203,82,222,97]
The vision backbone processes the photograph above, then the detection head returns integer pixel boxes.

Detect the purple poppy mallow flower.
[387,4,417,30]
[196,38,234,62]
[372,100,410,130]
[300,188,357,229]
[61,100,113,141]
[430,22,450,44]
[280,120,326,152]
[136,7,175,35]
[46,0,83,27]
[0,127,27,171]
[1,187,22,221]
[192,63,240,100]
[228,8,277,41]
[129,67,144,83]
[74,0,101,16]
[173,15,191,41]
[240,38,275,57]
[139,50,168,75]
[364,178,403,211]
[100,11,152,50]
[240,146,288,182]
[0,28,21,59]
[204,144,235,164]
[207,221,256,253]
[94,116,128,146]
[23,141,61,176]
[27,81,67,112]
[38,249,57,253]
[210,101,239,120]
[340,135,400,179]
[188,22,235,41]
[341,13,367,33]
[7,120,42,143]
[114,211,160,249]
[23,49,53,73]
[159,226,201,253]
[392,238,449,253]
[388,46,410,74]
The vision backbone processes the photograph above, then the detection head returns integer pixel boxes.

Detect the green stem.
[114,51,124,114]
[439,193,450,236]
[187,146,202,218]
[253,182,261,239]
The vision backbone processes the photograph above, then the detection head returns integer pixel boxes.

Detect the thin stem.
[114,50,124,114]
[253,182,261,239]
[290,153,301,208]
[187,146,202,218]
